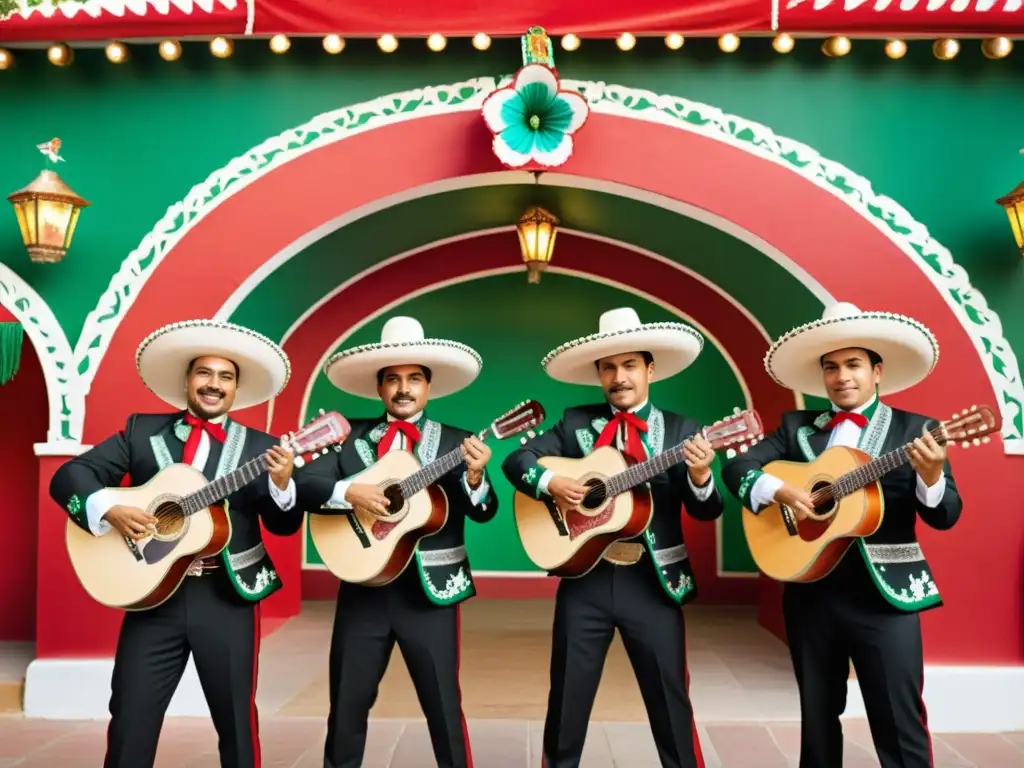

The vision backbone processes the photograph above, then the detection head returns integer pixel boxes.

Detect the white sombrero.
[764,302,939,397]
[324,316,482,400]
[136,319,291,410]
[541,307,704,386]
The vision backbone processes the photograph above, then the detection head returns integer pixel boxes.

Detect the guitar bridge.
[544,498,569,537]
[123,535,144,562]
[779,504,799,537]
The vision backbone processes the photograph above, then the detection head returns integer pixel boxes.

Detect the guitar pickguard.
[563,501,615,540]
[371,520,398,540]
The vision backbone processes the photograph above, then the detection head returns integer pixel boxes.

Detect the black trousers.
[543,559,703,768]
[105,568,262,768]
[323,568,472,768]
[783,581,933,768]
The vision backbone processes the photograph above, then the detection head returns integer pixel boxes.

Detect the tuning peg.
[961,441,970,449]
[982,436,991,444]
[739,444,749,453]
[725,448,737,459]
[733,407,741,414]
[971,404,978,411]
[520,437,528,445]
[713,419,721,426]
[294,456,306,468]
[319,408,325,415]
[527,430,536,438]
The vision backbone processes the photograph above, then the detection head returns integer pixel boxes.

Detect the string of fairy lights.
[0,32,1016,70]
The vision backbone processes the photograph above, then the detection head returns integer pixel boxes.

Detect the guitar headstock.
[941,404,1000,449]
[490,399,546,440]
[702,407,765,459]
[288,409,352,466]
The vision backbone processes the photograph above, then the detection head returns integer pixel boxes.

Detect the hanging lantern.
[8,137,91,264]
[516,205,560,284]
[996,179,1024,257]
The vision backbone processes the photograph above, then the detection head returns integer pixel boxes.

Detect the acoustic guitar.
[309,400,546,585]
[65,410,351,611]
[742,404,1000,583]
[514,408,764,578]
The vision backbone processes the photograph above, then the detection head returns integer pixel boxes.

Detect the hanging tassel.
[0,322,24,385]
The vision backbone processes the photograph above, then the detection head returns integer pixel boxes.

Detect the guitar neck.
[605,440,689,497]
[831,425,945,499]
[181,453,270,514]
[399,428,489,497]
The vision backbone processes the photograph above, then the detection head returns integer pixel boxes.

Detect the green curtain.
[0,321,24,385]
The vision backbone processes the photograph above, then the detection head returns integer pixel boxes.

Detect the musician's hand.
[345,483,390,517]
[266,444,295,490]
[908,424,946,487]
[548,475,589,512]
[460,436,491,488]
[103,505,158,540]
[683,434,715,486]
[773,485,814,522]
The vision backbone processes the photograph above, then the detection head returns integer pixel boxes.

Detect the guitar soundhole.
[580,479,608,512]
[810,481,836,516]
[382,483,405,517]
[797,481,838,542]
[153,500,186,540]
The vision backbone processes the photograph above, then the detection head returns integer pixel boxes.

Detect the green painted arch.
[227,184,823,342]
[295,271,751,574]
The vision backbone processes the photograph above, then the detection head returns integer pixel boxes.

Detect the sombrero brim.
[136,320,291,410]
[764,313,939,397]
[324,339,482,399]
[541,323,705,385]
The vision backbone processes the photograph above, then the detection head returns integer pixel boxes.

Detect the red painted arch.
[71,109,1021,664]
[272,232,793,607]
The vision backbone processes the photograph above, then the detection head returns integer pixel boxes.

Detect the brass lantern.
[996,179,1024,257]
[516,205,559,284]
[7,169,91,263]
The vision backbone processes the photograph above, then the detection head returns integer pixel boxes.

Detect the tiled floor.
[2,601,1022,766]
[2,716,1023,767]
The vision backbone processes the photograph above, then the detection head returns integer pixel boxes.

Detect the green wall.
[299,272,751,572]
[1,38,1021,351]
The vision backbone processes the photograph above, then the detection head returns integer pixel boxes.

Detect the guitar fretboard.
[605,441,690,496]
[400,448,466,496]
[818,424,947,503]
[399,428,489,497]
[180,454,271,516]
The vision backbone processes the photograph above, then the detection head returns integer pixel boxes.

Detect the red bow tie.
[378,420,422,458]
[182,413,227,465]
[595,411,649,463]
[823,411,869,431]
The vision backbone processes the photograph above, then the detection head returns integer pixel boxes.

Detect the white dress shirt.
[86,411,297,536]
[325,410,491,509]
[748,395,946,513]
[537,399,717,502]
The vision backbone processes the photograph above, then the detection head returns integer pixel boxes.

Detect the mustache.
[198,388,225,399]
[609,384,633,393]
[391,393,414,404]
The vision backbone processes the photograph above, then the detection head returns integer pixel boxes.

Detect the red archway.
[271,233,795,608]
[58,110,1019,665]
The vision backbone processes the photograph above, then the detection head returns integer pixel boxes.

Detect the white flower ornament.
[481,64,590,169]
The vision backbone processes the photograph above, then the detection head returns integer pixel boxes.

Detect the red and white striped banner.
[0,0,1020,44]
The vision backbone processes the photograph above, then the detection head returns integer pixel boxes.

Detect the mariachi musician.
[299,315,498,768]
[49,319,306,768]
[502,307,724,768]
[721,302,962,768]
